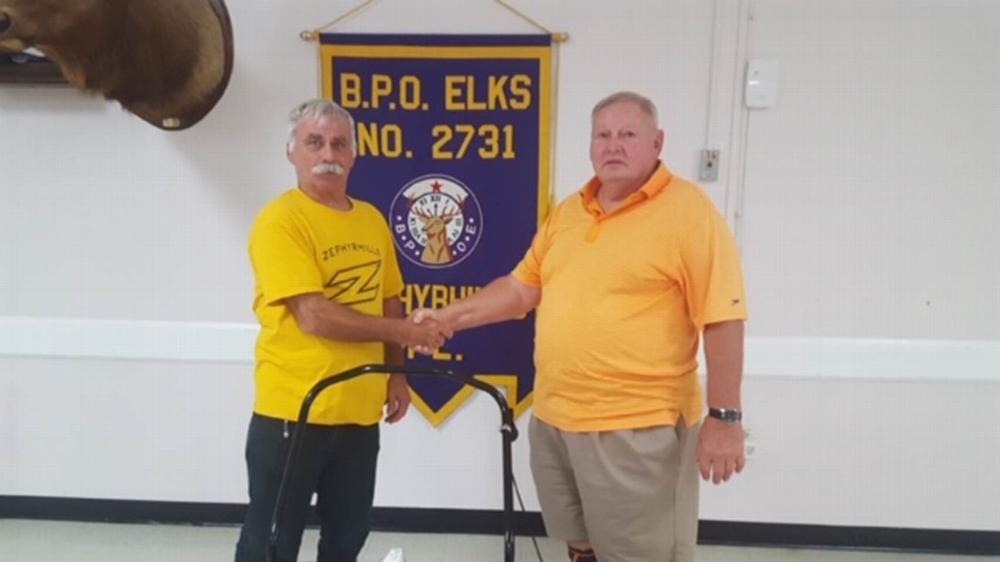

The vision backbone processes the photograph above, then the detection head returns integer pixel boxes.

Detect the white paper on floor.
[381,547,405,562]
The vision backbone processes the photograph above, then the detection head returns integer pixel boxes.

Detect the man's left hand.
[385,374,411,423]
[696,417,746,484]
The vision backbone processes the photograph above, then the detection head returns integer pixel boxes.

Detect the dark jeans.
[234,414,380,562]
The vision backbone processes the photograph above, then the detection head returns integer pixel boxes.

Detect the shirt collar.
[579,161,673,218]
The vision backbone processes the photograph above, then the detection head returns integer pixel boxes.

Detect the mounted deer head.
[0,0,234,130]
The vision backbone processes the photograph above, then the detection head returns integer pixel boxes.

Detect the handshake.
[402,308,454,355]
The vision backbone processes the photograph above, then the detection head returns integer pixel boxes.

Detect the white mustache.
[312,163,345,175]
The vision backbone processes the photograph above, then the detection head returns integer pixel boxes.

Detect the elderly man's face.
[589,101,663,189]
[287,116,356,191]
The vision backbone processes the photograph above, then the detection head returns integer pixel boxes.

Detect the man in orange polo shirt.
[414,91,747,562]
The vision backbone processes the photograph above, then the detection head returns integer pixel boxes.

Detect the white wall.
[742,0,1000,340]
[709,0,1000,531]
[1,0,998,533]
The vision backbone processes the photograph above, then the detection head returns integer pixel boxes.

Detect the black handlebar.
[266,364,519,562]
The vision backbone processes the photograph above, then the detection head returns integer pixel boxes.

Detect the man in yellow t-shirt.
[414,92,748,562]
[235,99,450,562]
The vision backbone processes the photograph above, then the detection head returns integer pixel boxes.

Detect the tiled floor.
[0,520,996,562]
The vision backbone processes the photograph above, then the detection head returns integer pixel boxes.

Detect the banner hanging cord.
[495,0,569,43]
[300,0,568,43]
[300,0,377,42]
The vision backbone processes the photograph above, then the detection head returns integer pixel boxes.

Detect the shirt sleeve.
[510,206,559,287]
[249,218,325,307]
[679,202,749,331]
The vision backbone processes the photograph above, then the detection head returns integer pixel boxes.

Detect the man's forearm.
[703,320,744,409]
[287,292,410,345]
[442,275,539,331]
[309,302,407,344]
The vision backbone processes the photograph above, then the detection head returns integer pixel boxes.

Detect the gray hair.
[591,91,659,128]
[287,99,357,156]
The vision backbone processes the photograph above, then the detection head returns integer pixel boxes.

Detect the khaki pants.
[529,416,700,562]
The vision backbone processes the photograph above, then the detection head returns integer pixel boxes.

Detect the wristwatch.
[707,407,742,424]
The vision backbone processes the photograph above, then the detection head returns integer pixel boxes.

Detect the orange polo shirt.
[512,162,747,432]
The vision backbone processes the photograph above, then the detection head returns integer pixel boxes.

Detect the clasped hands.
[403,308,453,354]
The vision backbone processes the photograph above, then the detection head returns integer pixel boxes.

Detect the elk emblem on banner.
[390,174,484,269]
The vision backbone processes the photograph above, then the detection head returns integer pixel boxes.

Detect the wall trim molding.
[1,316,998,382]
[0,316,255,364]
[1,496,997,555]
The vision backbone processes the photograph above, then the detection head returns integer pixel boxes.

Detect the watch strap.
[707,407,742,423]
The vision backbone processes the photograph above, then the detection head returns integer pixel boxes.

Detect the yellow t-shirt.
[512,163,748,432]
[248,188,404,425]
